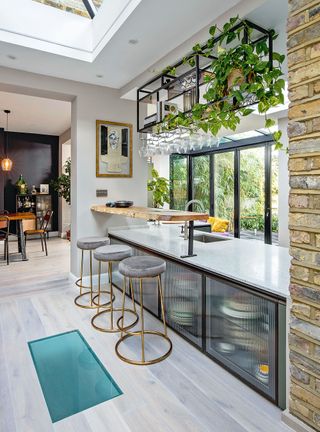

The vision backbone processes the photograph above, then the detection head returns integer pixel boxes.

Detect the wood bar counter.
[91,205,209,258]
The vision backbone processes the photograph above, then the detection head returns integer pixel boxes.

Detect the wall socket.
[96,189,108,197]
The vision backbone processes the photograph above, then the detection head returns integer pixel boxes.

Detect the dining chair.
[24,210,53,256]
[0,210,10,265]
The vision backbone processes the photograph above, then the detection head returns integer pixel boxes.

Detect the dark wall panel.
[1,131,59,231]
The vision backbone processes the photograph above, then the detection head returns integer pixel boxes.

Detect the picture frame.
[96,120,133,177]
[40,184,49,194]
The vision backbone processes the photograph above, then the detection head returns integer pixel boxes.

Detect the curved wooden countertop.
[91,205,208,222]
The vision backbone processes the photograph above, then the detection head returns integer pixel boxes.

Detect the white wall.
[61,140,71,236]
[0,66,148,275]
[278,117,290,248]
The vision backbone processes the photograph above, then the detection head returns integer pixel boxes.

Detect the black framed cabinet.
[110,235,286,409]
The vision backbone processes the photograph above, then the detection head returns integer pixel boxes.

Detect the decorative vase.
[16,174,28,195]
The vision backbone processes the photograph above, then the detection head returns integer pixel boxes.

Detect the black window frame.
[170,134,276,245]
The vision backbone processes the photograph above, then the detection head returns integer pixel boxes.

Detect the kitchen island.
[108,223,289,409]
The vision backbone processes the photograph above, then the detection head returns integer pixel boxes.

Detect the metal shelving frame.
[137,20,273,134]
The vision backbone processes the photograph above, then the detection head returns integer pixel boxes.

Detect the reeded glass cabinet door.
[163,261,202,347]
[206,276,276,400]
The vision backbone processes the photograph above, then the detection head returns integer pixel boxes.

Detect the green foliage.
[171,149,279,233]
[161,16,285,148]
[147,168,170,208]
[51,158,71,205]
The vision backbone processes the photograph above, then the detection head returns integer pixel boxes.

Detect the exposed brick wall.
[288,0,320,430]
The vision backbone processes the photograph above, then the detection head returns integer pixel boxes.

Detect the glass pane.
[164,261,202,347]
[93,0,104,9]
[214,152,234,235]
[193,155,210,213]
[28,330,122,423]
[271,146,279,245]
[171,155,188,210]
[240,147,265,241]
[206,277,276,400]
[33,0,90,18]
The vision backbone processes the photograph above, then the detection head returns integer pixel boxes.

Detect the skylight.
[32,0,104,19]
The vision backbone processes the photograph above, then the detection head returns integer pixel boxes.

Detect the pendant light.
[1,109,13,172]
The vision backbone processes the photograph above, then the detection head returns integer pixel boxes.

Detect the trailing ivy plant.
[147,168,170,208]
[161,16,285,149]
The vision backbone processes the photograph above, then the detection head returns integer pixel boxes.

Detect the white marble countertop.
[109,224,290,300]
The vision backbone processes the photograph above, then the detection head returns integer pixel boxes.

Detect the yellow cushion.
[207,216,229,233]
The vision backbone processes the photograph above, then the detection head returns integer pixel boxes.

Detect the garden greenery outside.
[171,148,279,235]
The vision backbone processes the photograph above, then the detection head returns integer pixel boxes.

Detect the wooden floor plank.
[0,239,293,432]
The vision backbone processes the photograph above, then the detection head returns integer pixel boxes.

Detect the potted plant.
[147,168,170,208]
[161,16,285,149]
[51,158,71,240]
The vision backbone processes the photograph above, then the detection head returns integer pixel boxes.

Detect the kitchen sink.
[194,234,230,243]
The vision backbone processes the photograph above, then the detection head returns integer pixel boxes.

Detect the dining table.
[0,212,36,261]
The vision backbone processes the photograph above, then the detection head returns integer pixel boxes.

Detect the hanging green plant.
[161,16,285,149]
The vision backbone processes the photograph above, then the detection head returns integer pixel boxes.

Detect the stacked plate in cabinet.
[213,292,270,384]
[169,300,194,327]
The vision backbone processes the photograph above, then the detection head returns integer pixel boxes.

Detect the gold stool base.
[91,307,139,333]
[75,278,91,290]
[74,292,97,309]
[74,290,115,309]
[92,292,115,308]
[115,330,172,365]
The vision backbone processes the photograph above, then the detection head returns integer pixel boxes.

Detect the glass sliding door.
[170,139,277,244]
[192,155,210,213]
[170,155,188,210]
[214,152,235,235]
[239,147,265,241]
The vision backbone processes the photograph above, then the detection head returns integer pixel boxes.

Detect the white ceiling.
[0,0,243,89]
[0,91,71,135]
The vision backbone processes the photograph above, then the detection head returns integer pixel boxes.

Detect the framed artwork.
[40,184,49,194]
[96,120,133,177]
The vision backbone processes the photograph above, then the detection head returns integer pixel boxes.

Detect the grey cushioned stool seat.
[119,256,166,278]
[94,244,132,262]
[77,236,109,250]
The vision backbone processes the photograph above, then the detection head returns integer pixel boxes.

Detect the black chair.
[0,210,10,265]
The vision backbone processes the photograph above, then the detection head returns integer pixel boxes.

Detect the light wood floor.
[0,239,293,432]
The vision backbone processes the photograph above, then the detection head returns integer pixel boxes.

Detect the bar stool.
[115,255,172,366]
[75,236,110,309]
[91,245,139,333]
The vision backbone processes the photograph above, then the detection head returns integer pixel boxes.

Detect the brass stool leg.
[90,250,93,306]
[115,275,172,366]
[120,277,127,338]
[80,250,84,296]
[130,279,137,314]
[139,278,145,363]
[97,261,101,314]
[91,266,138,333]
[75,249,99,309]
[158,275,167,336]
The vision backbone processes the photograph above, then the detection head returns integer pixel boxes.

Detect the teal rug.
[28,330,122,423]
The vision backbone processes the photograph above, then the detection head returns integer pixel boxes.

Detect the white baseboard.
[282,410,316,432]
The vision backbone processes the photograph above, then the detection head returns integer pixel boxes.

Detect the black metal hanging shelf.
[137,19,273,134]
